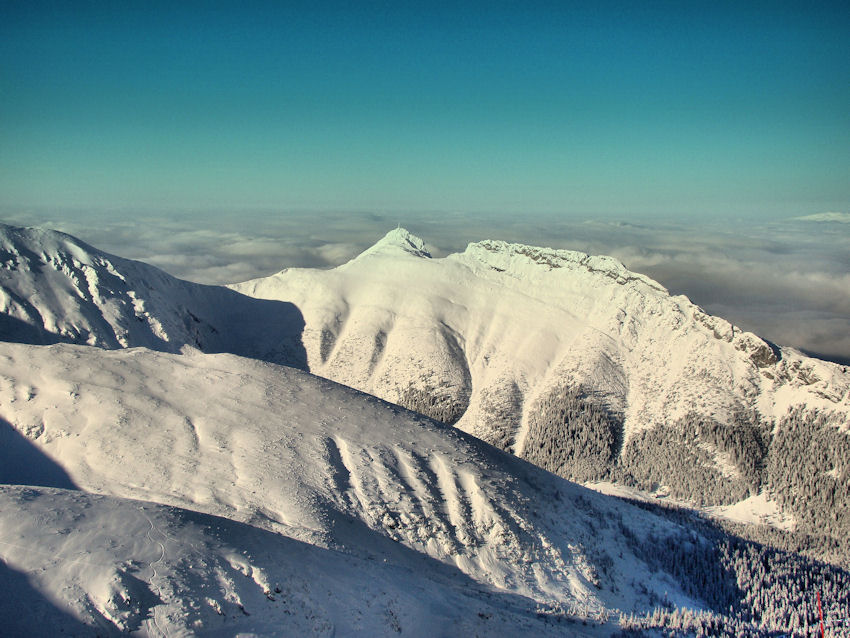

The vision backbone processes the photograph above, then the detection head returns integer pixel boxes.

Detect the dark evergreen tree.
[521,385,623,482]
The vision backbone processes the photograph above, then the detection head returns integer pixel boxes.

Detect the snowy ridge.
[0,486,597,637]
[3,221,847,501]
[350,226,432,261]
[231,228,850,534]
[0,223,306,367]
[0,342,701,634]
[233,228,850,449]
[2,224,850,634]
[463,239,667,293]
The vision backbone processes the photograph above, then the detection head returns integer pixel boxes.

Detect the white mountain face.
[0,223,306,367]
[0,341,698,636]
[234,228,850,438]
[4,222,848,509]
[2,485,585,638]
[231,228,850,500]
[2,222,849,635]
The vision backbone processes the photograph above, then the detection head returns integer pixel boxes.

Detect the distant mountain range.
[2,222,848,513]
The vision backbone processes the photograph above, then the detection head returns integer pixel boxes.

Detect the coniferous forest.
[414,383,850,636]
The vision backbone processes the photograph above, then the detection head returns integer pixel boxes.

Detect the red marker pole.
[817,590,825,638]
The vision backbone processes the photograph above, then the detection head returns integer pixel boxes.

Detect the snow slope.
[2,224,849,635]
[0,341,703,635]
[4,221,845,452]
[0,486,597,637]
[4,221,847,515]
[0,223,306,367]
[232,228,850,451]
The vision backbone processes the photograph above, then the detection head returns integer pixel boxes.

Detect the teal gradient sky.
[2,1,848,217]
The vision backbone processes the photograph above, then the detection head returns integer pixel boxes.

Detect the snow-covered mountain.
[0,223,306,367]
[1,485,593,637]
[234,228,849,438]
[0,341,700,635]
[232,228,850,506]
[3,343,847,637]
[3,222,847,515]
[1,223,849,635]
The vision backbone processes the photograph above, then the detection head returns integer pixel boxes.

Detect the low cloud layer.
[793,212,850,224]
[3,209,849,364]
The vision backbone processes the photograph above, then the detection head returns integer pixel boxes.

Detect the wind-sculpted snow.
[0,486,603,637]
[0,341,713,634]
[0,223,307,367]
[4,222,850,529]
[0,219,846,637]
[4,346,850,636]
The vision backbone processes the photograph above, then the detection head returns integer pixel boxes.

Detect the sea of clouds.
[3,208,848,364]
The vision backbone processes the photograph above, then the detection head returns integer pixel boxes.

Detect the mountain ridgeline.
[231,228,850,539]
[0,223,307,367]
[3,224,849,542]
[2,222,850,636]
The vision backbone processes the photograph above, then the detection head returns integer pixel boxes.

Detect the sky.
[1,2,849,362]
[1,1,849,216]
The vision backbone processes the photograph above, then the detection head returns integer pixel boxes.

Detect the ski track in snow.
[138,505,169,638]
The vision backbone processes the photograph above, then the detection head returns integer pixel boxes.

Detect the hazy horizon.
[3,209,849,365]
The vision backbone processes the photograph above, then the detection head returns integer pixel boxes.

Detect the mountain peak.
[354,227,432,260]
[0,222,103,267]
